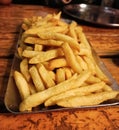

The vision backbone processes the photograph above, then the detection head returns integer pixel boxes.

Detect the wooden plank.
[0,106,119,129]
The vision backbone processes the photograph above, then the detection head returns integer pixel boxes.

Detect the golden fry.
[83,56,96,75]
[37,32,80,50]
[63,67,72,79]
[56,68,66,84]
[95,64,110,84]
[37,64,55,88]
[29,66,45,91]
[22,50,41,58]
[69,21,77,41]
[86,75,101,84]
[29,48,64,64]
[13,71,30,100]
[48,70,56,81]
[62,42,82,73]
[34,44,43,51]
[20,58,31,82]
[76,55,88,71]
[28,82,37,94]
[25,37,63,46]
[48,57,68,70]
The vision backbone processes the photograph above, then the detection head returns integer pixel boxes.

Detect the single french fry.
[48,70,56,81]
[29,48,64,64]
[37,64,55,88]
[57,91,119,107]
[20,58,31,82]
[63,67,72,79]
[17,47,23,58]
[22,50,41,58]
[25,37,63,46]
[86,75,101,84]
[21,23,29,30]
[13,71,30,100]
[103,84,112,91]
[28,82,37,94]
[37,32,80,50]
[25,46,33,51]
[23,18,32,26]
[56,68,66,84]
[62,42,82,73]
[48,57,68,70]
[24,25,68,35]
[83,56,96,75]
[76,55,88,71]
[95,64,110,84]
[45,81,105,107]
[34,44,43,51]
[78,45,92,56]
[79,32,91,50]
[75,26,83,42]
[69,21,77,41]
[29,66,45,92]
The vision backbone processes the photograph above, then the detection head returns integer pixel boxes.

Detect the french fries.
[44,81,106,107]
[56,91,119,107]
[13,12,119,112]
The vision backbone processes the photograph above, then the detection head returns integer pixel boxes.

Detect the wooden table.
[0,4,119,130]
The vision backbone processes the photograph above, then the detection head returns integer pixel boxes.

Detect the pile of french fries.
[14,12,119,112]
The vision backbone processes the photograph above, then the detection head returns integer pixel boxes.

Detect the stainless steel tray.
[4,27,119,114]
[63,4,119,27]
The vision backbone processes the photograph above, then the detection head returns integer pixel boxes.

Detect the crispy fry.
[29,48,64,64]
[34,44,43,51]
[28,82,37,94]
[95,64,110,84]
[37,64,55,88]
[86,75,101,84]
[63,67,72,80]
[37,32,80,50]
[22,50,41,58]
[69,21,77,41]
[48,70,56,81]
[48,57,68,70]
[76,55,88,71]
[20,58,31,82]
[24,25,68,35]
[56,68,66,84]
[62,42,82,73]
[29,66,45,91]
[13,71,30,100]
[25,37,63,46]
[17,47,23,58]
[83,56,96,75]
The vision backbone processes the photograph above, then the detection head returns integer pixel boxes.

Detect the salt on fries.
[13,12,119,112]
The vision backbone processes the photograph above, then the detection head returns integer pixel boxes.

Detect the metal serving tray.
[63,4,119,27]
[4,26,119,114]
